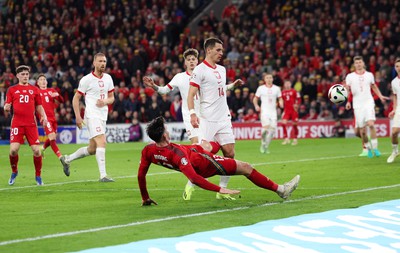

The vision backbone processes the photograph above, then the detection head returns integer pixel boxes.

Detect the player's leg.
[264,125,276,153]
[291,111,299,145]
[234,160,300,200]
[182,125,200,200]
[367,120,380,157]
[281,116,290,144]
[388,112,400,163]
[26,126,44,185]
[216,121,236,200]
[8,141,21,185]
[259,115,268,153]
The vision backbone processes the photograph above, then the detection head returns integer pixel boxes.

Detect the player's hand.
[190,114,199,128]
[380,95,390,102]
[41,117,48,127]
[76,117,84,129]
[233,79,244,88]
[345,102,351,110]
[389,110,395,119]
[50,92,60,97]
[142,198,157,206]
[96,99,106,107]
[219,188,240,195]
[293,104,299,111]
[4,103,11,112]
[254,105,260,112]
[142,76,156,89]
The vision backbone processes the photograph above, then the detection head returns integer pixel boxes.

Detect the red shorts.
[282,109,299,122]
[10,126,40,145]
[44,119,58,135]
[196,154,237,178]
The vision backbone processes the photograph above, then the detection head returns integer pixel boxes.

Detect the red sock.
[247,169,278,191]
[43,139,51,149]
[293,125,298,138]
[50,140,61,158]
[9,154,19,173]
[33,156,42,176]
[282,124,288,138]
[209,141,221,154]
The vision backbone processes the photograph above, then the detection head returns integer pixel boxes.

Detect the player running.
[138,117,300,206]
[253,73,284,154]
[4,65,48,186]
[281,80,301,145]
[344,56,389,158]
[387,58,400,163]
[36,74,66,168]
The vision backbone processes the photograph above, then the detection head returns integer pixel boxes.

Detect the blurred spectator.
[332,119,346,138]
[128,118,143,142]
[243,108,258,122]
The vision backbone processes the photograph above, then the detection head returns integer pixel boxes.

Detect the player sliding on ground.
[138,117,300,205]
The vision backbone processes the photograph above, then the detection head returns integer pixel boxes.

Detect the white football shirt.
[190,60,230,122]
[345,71,375,109]
[161,71,200,123]
[255,84,282,118]
[391,76,400,112]
[77,72,115,121]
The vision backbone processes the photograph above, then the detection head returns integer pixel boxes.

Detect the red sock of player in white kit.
[43,139,51,149]
[10,154,19,173]
[282,124,288,138]
[33,156,42,176]
[50,140,61,158]
[247,169,278,191]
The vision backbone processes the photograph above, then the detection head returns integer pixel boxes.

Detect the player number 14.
[218,87,224,97]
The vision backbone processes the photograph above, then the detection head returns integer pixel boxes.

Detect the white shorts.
[260,114,277,129]
[199,119,235,146]
[184,120,200,140]
[85,118,106,139]
[353,105,376,128]
[392,111,400,128]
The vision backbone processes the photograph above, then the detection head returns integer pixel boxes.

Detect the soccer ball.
[328,84,348,104]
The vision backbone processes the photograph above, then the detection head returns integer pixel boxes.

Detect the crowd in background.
[1,0,400,139]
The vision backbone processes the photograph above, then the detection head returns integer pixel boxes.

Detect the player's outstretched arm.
[226,79,245,90]
[219,188,240,195]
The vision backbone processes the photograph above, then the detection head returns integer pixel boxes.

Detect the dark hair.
[203,37,223,51]
[146,116,166,142]
[16,65,30,74]
[183,48,199,59]
[395,58,400,64]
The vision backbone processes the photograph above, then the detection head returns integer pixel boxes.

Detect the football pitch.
[0,137,399,252]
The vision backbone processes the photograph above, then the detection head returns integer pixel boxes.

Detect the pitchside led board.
[1,119,390,145]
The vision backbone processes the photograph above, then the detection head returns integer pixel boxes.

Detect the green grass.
[0,137,399,252]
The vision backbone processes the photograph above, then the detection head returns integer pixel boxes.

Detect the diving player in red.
[4,65,48,186]
[36,74,68,175]
[138,117,300,205]
[281,80,301,145]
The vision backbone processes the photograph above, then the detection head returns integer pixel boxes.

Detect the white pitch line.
[0,183,399,247]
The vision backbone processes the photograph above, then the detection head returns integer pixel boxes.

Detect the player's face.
[284,81,291,89]
[17,70,30,84]
[395,62,400,75]
[354,59,365,71]
[37,76,47,89]
[264,75,273,85]
[208,43,224,63]
[185,55,198,71]
[93,56,107,73]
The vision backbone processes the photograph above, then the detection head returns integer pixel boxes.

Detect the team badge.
[181,158,188,165]
[98,80,104,88]
[29,90,33,94]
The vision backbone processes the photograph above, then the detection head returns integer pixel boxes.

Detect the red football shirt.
[281,89,300,111]
[5,84,42,127]
[138,143,223,200]
[39,88,63,121]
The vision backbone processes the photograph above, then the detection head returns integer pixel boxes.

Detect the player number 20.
[19,94,29,103]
